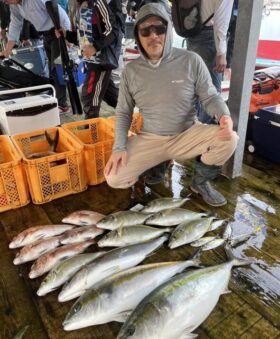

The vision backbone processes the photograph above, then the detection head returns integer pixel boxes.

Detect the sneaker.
[59,105,71,114]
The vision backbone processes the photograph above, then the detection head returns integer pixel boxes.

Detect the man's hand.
[104,151,127,176]
[54,28,66,39]
[0,29,7,41]
[214,54,227,73]
[82,44,97,59]
[218,115,234,141]
[21,39,32,47]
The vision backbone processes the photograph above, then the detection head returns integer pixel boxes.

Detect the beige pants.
[106,123,239,189]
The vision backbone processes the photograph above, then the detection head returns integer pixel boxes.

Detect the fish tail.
[225,244,256,266]
[45,130,59,152]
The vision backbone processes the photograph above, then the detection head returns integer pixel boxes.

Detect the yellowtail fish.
[37,252,106,296]
[141,197,190,213]
[58,235,168,302]
[96,211,153,230]
[63,256,201,331]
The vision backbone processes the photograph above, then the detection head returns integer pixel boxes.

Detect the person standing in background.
[0,0,71,114]
[57,0,124,119]
[225,0,238,81]
[0,1,10,41]
[187,0,233,124]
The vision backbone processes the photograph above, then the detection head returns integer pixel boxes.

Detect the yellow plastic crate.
[62,118,115,185]
[0,136,30,212]
[11,127,87,204]
[105,112,142,136]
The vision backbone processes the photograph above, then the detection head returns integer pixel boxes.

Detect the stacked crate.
[62,118,115,185]
[0,136,30,212]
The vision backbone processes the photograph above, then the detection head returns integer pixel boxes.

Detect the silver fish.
[62,210,105,226]
[63,257,201,331]
[201,238,226,251]
[13,236,62,265]
[168,217,223,249]
[141,197,190,213]
[9,224,76,249]
[58,235,168,302]
[97,225,172,247]
[117,257,251,339]
[37,252,106,296]
[29,241,94,279]
[96,211,153,230]
[190,236,217,247]
[229,233,252,247]
[223,223,233,240]
[145,208,207,226]
[60,226,104,245]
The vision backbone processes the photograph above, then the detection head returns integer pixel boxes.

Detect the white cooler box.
[0,85,60,135]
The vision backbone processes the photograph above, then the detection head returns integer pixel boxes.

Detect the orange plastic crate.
[105,112,142,136]
[62,118,115,185]
[0,136,30,212]
[11,127,87,204]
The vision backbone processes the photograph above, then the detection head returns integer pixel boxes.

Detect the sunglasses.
[138,24,167,37]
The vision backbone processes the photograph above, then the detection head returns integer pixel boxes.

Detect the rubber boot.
[190,161,227,207]
[143,161,170,185]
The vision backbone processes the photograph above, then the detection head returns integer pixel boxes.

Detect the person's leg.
[103,75,119,108]
[105,133,170,189]
[44,34,68,109]
[81,64,112,119]
[188,30,222,124]
[167,123,238,206]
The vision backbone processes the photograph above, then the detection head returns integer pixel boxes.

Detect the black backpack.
[172,0,214,38]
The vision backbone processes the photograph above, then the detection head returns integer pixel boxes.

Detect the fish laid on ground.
[168,217,225,249]
[37,252,106,296]
[63,257,201,331]
[145,208,207,227]
[60,226,104,245]
[201,238,226,251]
[29,241,94,279]
[58,235,168,302]
[117,254,251,339]
[9,224,76,249]
[13,236,63,265]
[191,236,217,247]
[229,233,252,247]
[191,224,233,251]
[62,210,105,226]
[141,197,190,213]
[223,223,233,240]
[96,211,153,230]
[97,225,172,247]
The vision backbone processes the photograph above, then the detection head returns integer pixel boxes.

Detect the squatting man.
[105,3,238,207]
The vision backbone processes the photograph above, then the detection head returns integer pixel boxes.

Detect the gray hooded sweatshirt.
[113,3,230,153]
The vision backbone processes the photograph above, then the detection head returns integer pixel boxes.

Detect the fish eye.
[126,325,136,336]
[73,302,82,314]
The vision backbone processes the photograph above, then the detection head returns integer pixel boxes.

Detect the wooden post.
[224,0,264,178]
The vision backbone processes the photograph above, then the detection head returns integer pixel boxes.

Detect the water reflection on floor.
[147,157,280,325]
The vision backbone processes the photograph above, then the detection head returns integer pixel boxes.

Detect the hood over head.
[134,3,173,63]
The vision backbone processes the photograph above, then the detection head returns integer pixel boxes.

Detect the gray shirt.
[8,0,70,41]
[113,3,230,153]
